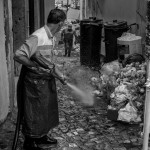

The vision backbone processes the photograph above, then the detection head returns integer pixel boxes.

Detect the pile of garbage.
[91,60,121,102]
[110,62,146,123]
[91,60,146,123]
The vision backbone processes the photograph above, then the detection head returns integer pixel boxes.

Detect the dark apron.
[18,66,59,138]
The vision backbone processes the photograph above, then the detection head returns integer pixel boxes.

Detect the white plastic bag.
[118,103,141,123]
[101,60,121,75]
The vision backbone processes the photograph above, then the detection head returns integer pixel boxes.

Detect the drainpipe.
[142,1,150,150]
[85,0,86,19]
[80,0,83,20]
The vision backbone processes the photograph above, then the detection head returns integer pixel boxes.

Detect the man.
[13,9,66,150]
[61,24,76,57]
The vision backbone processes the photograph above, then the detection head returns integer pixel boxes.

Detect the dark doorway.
[40,0,45,27]
[29,0,35,34]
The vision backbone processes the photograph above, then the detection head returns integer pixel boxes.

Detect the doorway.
[28,0,45,34]
[29,0,35,34]
[40,0,45,27]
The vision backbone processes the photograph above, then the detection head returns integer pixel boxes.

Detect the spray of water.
[67,83,94,106]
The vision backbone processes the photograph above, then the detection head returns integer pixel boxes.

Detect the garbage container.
[80,17,103,67]
[104,20,129,62]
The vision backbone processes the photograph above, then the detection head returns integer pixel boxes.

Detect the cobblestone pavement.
[0,51,144,150]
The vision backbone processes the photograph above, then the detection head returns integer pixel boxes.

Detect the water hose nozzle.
[59,77,67,85]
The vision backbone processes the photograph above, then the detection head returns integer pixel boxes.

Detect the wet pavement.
[0,47,145,150]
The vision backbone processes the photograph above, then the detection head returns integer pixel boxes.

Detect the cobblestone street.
[0,50,144,150]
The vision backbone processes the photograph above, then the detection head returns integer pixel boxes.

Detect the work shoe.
[36,135,57,149]
[36,135,57,145]
[23,139,44,150]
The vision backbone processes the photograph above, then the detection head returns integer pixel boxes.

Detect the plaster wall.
[0,0,10,122]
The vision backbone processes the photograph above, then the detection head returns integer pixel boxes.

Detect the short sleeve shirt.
[15,35,38,58]
[15,25,55,59]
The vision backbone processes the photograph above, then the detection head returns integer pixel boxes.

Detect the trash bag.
[118,102,141,123]
[122,53,145,67]
[100,60,121,75]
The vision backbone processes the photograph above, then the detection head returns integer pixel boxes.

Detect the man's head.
[47,9,66,33]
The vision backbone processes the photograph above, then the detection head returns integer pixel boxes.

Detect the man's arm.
[14,35,66,84]
[29,49,66,83]
[52,66,67,85]
[14,36,38,67]
[14,54,37,67]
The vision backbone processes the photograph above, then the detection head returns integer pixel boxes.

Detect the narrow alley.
[0,0,148,150]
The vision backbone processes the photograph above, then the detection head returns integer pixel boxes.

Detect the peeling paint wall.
[0,0,10,122]
[12,0,26,50]
[12,0,26,75]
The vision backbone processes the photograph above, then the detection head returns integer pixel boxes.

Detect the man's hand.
[60,74,68,84]
[52,67,68,85]
[59,76,67,85]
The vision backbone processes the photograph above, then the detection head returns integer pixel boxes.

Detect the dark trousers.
[64,39,73,57]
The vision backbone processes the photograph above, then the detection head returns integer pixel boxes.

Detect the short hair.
[47,9,66,24]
